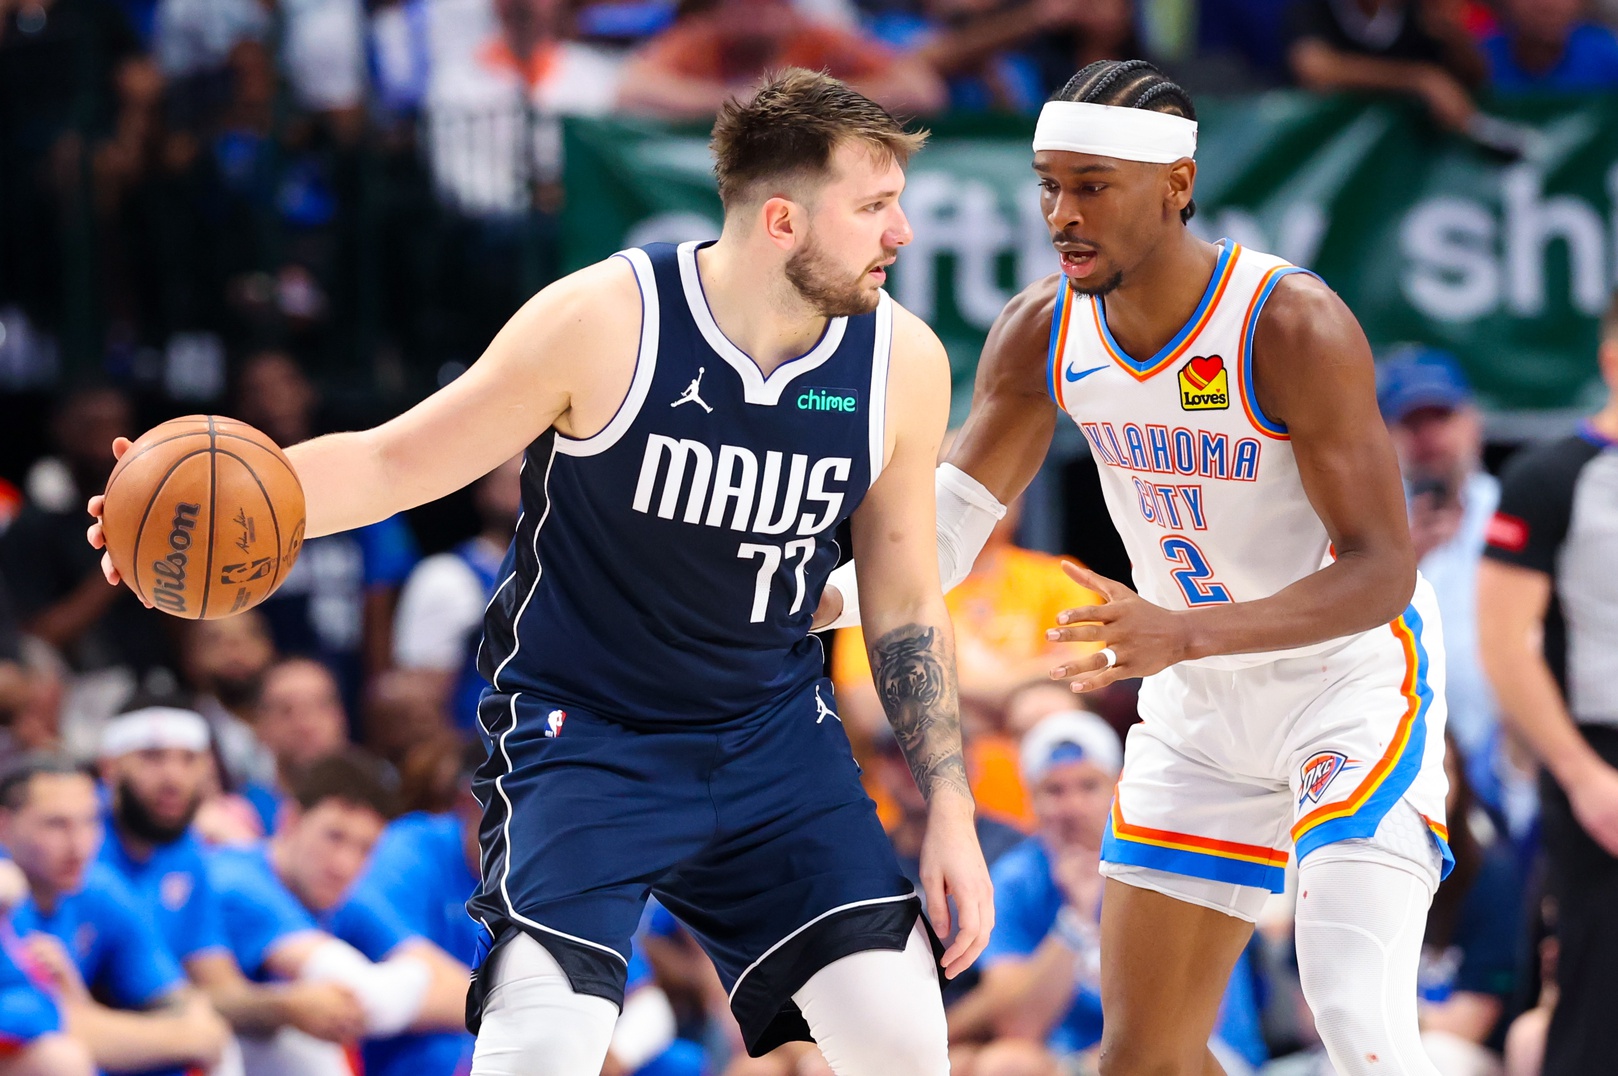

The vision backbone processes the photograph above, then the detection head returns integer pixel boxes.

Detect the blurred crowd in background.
[3,0,1618,1074]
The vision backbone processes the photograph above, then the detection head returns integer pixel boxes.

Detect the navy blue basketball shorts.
[466,677,939,1056]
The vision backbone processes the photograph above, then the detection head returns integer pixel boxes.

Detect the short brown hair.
[709,68,927,209]
[290,749,399,820]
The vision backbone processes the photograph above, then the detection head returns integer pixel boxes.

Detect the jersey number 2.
[738,539,816,623]
[1161,536,1231,606]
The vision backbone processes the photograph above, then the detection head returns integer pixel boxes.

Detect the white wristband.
[820,464,1006,632]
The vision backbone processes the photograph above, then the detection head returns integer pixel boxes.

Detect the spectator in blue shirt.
[241,657,352,834]
[235,350,421,722]
[95,705,367,1050]
[0,756,228,1074]
[0,924,90,1076]
[393,455,522,733]
[966,712,1266,1074]
[208,751,470,1074]
[1482,0,1618,91]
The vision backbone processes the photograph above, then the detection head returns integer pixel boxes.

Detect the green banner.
[564,95,1618,419]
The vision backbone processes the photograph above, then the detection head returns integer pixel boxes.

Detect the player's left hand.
[919,793,994,979]
[1045,561,1195,692]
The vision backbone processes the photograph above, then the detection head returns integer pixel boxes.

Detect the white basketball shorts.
[1100,576,1452,921]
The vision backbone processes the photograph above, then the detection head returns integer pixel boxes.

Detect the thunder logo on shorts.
[1298,751,1355,806]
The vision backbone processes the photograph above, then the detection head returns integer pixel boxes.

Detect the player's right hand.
[920,794,994,978]
[85,436,133,587]
[1567,760,1618,858]
[283,980,367,1042]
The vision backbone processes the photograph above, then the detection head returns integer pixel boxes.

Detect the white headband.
[1032,100,1197,164]
[100,707,210,760]
[1020,710,1123,783]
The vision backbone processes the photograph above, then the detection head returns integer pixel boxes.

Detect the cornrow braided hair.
[1052,59,1198,223]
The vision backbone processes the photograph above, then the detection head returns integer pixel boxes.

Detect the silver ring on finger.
[1099,647,1118,670]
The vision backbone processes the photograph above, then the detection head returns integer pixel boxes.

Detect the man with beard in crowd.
[180,613,279,790]
[95,706,368,1054]
[0,755,228,1074]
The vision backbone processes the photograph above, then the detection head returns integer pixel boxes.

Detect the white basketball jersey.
[1049,240,1344,670]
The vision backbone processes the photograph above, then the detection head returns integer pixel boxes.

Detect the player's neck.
[696,239,830,377]
[1096,231,1220,364]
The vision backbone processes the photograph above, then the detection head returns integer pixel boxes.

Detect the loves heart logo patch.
[1178,355,1229,411]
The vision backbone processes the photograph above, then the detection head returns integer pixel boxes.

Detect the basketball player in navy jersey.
[826,60,1452,1075]
[89,69,990,1076]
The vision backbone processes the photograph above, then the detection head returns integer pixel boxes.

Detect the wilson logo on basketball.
[1298,751,1349,806]
[149,502,200,614]
[1178,355,1229,411]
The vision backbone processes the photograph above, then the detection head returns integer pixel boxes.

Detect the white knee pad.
[470,933,620,1076]
[1294,855,1440,1076]
[791,920,949,1076]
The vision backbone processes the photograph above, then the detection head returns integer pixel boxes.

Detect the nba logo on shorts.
[1299,751,1348,805]
[546,710,567,738]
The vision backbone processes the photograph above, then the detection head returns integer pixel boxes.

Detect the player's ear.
[759,195,803,251]
[1164,158,1196,220]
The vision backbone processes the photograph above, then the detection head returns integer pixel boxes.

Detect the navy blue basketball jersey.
[477,241,893,726]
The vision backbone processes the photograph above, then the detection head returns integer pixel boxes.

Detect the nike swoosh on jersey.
[1065,364,1109,383]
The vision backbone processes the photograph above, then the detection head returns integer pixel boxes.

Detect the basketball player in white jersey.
[89,70,990,1076]
[826,59,1451,1075]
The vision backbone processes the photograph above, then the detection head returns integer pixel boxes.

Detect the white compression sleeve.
[470,933,619,1076]
[1294,856,1441,1076]
[822,464,1006,631]
[790,921,949,1076]
[298,939,431,1037]
[608,986,677,1072]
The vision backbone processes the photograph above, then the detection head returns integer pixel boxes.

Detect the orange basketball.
[101,416,306,620]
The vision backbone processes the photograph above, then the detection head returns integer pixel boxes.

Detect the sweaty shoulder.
[994,275,1062,355]
[883,299,953,449]
[1249,271,1373,425]
[887,299,950,372]
[517,254,642,440]
[977,274,1062,393]
[1251,272,1362,369]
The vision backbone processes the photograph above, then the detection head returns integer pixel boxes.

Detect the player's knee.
[827,1004,949,1076]
[973,1037,1061,1076]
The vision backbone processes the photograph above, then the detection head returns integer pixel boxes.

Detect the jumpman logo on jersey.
[671,367,713,413]
[814,685,840,724]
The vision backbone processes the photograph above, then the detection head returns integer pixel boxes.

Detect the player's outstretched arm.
[86,257,641,581]
[850,304,992,979]
[1048,275,1418,690]
[813,277,1061,629]
[286,257,639,538]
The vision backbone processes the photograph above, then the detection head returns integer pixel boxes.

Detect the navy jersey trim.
[558,248,662,458]
[677,241,849,406]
